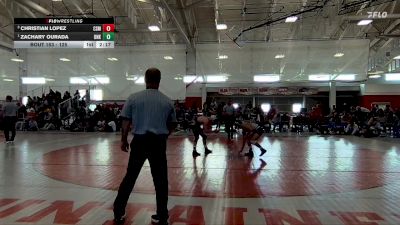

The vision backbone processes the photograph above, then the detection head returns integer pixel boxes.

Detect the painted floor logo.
[1,198,400,225]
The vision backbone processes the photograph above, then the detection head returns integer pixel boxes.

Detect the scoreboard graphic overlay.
[14,18,115,48]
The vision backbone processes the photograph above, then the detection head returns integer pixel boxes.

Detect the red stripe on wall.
[185,97,202,109]
[360,95,400,109]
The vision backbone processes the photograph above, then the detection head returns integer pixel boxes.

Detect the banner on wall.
[239,88,255,95]
[298,87,319,95]
[218,87,320,95]
[277,87,289,95]
[277,87,298,95]
[257,87,275,95]
[219,88,238,95]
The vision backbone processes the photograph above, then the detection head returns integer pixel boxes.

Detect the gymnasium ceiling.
[0,0,398,47]
[0,0,399,84]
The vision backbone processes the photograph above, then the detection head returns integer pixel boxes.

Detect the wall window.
[90,89,103,101]
[292,103,302,113]
[261,103,271,113]
[79,89,86,100]
[88,104,97,111]
[22,96,28,106]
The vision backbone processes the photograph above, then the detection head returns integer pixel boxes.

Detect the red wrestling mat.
[34,136,400,197]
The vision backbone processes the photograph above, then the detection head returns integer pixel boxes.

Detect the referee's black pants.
[4,116,17,141]
[113,132,169,220]
[225,116,235,139]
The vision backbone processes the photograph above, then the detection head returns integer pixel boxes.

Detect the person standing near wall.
[223,100,235,141]
[113,68,177,225]
[2,95,18,143]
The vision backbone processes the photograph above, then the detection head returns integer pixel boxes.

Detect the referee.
[2,95,18,143]
[113,68,177,225]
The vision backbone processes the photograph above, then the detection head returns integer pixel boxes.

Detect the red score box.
[102,24,115,32]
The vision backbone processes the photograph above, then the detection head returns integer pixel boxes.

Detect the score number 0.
[102,24,115,32]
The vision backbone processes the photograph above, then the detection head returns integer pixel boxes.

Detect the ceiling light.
[3,79,13,82]
[70,77,87,84]
[334,52,344,58]
[59,58,71,62]
[11,58,24,62]
[90,76,110,84]
[369,75,382,79]
[174,77,182,80]
[148,25,160,31]
[275,54,285,59]
[70,76,110,84]
[217,55,228,59]
[357,20,372,26]
[164,56,173,60]
[183,75,203,83]
[285,16,298,23]
[135,76,145,84]
[385,73,400,81]
[216,24,227,30]
[254,75,280,82]
[309,74,331,81]
[393,55,400,59]
[45,78,55,82]
[22,77,46,84]
[107,57,118,61]
[206,75,228,82]
[335,74,356,81]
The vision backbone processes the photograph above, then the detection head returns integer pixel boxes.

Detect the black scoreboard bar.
[14,18,115,49]
[15,25,104,32]
[14,18,114,24]
[15,32,103,41]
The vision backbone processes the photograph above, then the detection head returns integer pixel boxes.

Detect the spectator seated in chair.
[28,118,39,131]
[345,120,360,136]
[42,109,56,130]
[361,116,382,138]
[317,117,331,135]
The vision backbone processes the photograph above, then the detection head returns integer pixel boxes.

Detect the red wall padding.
[360,95,400,109]
[185,97,202,109]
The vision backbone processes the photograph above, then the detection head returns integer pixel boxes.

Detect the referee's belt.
[134,132,168,138]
